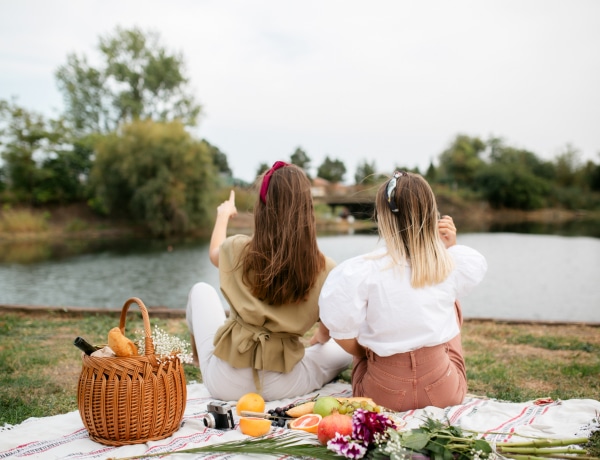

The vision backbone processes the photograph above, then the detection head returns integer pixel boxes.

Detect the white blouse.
[319,245,487,356]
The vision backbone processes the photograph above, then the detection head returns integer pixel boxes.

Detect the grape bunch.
[267,404,294,427]
[337,399,381,416]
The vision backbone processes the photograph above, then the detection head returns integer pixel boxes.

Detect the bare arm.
[438,215,457,249]
[309,321,331,346]
[309,323,365,358]
[209,190,238,267]
[334,338,366,358]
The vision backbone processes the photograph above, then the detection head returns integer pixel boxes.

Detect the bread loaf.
[107,327,138,357]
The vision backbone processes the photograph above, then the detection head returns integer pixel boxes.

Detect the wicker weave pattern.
[77,297,187,446]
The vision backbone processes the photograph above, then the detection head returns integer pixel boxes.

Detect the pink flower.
[351,409,397,445]
[327,433,368,459]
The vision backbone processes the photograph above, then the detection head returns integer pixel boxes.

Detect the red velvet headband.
[259,161,289,204]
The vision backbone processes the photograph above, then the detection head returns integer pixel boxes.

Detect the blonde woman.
[186,162,352,401]
[318,171,487,411]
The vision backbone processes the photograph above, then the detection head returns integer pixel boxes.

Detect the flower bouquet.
[134,324,193,364]
[114,407,600,459]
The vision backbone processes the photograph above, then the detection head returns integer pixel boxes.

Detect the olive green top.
[213,234,335,374]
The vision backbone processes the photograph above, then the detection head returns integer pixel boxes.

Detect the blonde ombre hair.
[374,172,454,288]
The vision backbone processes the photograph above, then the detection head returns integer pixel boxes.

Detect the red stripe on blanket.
[0,428,93,458]
[484,403,555,442]
[447,398,486,424]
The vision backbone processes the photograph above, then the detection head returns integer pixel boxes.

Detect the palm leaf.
[112,431,341,459]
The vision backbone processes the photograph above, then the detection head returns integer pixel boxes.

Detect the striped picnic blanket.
[1,381,598,459]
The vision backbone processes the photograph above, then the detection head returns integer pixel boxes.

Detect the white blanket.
[1,381,598,459]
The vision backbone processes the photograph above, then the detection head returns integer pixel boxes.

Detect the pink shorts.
[352,301,467,412]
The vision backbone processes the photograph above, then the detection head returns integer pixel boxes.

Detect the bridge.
[312,186,376,220]
[311,183,460,221]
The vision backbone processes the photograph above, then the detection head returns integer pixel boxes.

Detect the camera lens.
[201,414,216,428]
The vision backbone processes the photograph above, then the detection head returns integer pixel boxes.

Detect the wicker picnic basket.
[77,297,187,446]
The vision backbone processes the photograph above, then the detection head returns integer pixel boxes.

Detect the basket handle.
[118,297,155,356]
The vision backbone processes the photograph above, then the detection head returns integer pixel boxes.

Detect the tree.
[201,139,232,177]
[0,98,87,204]
[488,138,554,181]
[317,156,346,183]
[475,163,550,209]
[55,26,201,136]
[583,156,600,192]
[290,147,311,178]
[425,161,437,183]
[393,165,421,175]
[553,144,581,187]
[354,159,378,185]
[89,120,217,236]
[437,134,486,188]
[0,165,5,194]
[256,162,269,180]
[0,99,45,203]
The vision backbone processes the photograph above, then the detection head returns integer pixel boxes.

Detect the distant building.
[310,177,330,197]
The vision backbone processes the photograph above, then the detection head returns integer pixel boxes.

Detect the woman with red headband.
[186,161,352,401]
[318,171,487,412]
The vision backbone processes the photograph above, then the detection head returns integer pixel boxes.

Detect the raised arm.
[209,190,237,267]
[438,215,457,249]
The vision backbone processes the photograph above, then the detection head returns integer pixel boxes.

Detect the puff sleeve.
[318,255,371,340]
[448,245,488,297]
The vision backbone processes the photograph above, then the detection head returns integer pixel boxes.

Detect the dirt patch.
[46,360,81,390]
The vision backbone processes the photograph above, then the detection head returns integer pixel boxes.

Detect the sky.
[1,0,599,184]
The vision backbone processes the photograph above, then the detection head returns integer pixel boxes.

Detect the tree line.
[1,27,599,237]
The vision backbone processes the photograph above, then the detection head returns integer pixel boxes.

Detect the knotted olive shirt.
[213,234,335,374]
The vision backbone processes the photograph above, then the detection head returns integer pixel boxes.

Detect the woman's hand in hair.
[438,215,457,249]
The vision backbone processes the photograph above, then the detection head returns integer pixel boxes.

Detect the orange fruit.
[236,392,265,416]
[239,416,271,437]
[289,413,322,434]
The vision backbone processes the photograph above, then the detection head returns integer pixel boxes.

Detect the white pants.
[186,282,353,401]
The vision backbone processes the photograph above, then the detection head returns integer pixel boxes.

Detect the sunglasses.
[385,171,407,213]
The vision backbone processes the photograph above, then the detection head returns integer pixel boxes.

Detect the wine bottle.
[74,336,97,355]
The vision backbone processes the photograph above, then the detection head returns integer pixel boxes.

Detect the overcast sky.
[1,0,599,183]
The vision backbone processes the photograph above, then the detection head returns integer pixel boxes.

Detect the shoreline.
[2,303,598,327]
[1,205,598,244]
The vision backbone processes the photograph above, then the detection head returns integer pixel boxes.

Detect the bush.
[475,164,550,210]
[90,120,218,237]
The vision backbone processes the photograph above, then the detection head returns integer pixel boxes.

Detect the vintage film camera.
[202,401,235,430]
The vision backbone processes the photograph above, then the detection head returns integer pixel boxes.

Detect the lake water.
[0,230,599,323]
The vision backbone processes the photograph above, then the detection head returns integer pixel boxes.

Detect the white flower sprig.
[134,325,193,364]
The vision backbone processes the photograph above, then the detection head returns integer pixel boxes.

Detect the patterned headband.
[385,171,407,213]
[259,161,290,204]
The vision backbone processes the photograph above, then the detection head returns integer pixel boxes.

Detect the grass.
[0,311,598,427]
[0,310,200,426]
[0,207,50,232]
[463,321,600,401]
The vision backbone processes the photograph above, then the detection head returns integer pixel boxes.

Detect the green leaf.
[402,431,431,450]
[473,438,493,454]
[113,431,341,460]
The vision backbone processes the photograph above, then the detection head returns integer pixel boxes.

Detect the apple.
[317,412,353,445]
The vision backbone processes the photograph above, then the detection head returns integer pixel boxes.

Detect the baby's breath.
[134,325,193,364]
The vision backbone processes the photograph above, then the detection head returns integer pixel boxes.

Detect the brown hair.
[375,172,453,287]
[242,164,325,305]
